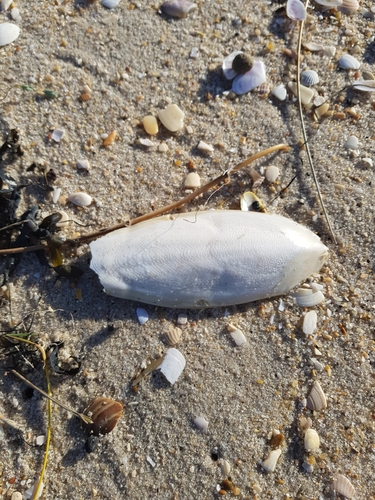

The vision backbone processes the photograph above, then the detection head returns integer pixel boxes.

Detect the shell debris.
[136,307,149,325]
[102,130,117,147]
[220,459,231,476]
[288,82,315,105]
[286,0,306,21]
[67,192,92,207]
[193,415,209,431]
[197,140,214,153]
[232,60,266,95]
[271,84,287,101]
[265,165,280,183]
[165,326,182,346]
[301,70,319,87]
[293,288,325,307]
[344,135,359,150]
[332,474,356,499]
[159,348,186,384]
[222,50,243,80]
[184,172,201,189]
[158,104,185,132]
[84,396,123,436]
[102,0,121,9]
[338,0,359,14]
[240,191,265,212]
[307,381,327,411]
[302,310,318,335]
[261,449,282,472]
[0,22,20,47]
[51,128,65,143]
[228,326,247,346]
[338,54,360,70]
[160,0,197,18]
[304,428,320,451]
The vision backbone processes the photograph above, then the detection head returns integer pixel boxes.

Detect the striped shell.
[160,0,197,18]
[301,70,319,86]
[338,54,360,70]
[85,397,123,435]
[338,0,359,14]
[332,474,356,499]
[307,381,327,411]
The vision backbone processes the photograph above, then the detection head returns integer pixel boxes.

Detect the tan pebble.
[158,104,185,132]
[184,172,201,188]
[79,93,91,102]
[220,459,231,476]
[261,448,281,472]
[166,326,182,345]
[142,115,158,135]
[314,102,330,119]
[158,142,169,152]
[102,130,117,146]
[332,474,356,498]
[84,396,123,435]
[307,380,327,411]
[288,81,315,105]
[265,165,279,183]
[304,428,320,451]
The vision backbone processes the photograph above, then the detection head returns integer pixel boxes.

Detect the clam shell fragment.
[166,326,182,346]
[271,84,287,101]
[332,474,356,499]
[304,428,320,451]
[261,449,281,472]
[338,0,359,14]
[67,192,92,207]
[352,80,375,92]
[307,381,327,411]
[160,0,197,18]
[302,310,317,335]
[0,22,20,47]
[232,60,266,95]
[339,54,360,70]
[159,348,186,385]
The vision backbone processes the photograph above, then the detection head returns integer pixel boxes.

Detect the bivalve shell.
[160,0,197,18]
[339,54,360,70]
[293,289,325,307]
[85,397,123,436]
[1,0,12,11]
[102,0,121,8]
[362,70,375,81]
[265,166,280,183]
[165,326,182,346]
[332,474,356,499]
[352,80,375,92]
[307,381,327,411]
[67,192,92,207]
[286,0,306,21]
[232,60,266,95]
[303,42,324,52]
[261,449,281,472]
[0,22,20,47]
[301,70,319,86]
[221,459,231,476]
[338,0,359,14]
[304,428,320,451]
[159,348,186,384]
[271,84,287,101]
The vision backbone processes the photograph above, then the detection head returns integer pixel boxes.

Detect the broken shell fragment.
[51,129,65,143]
[265,166,280,183]
[0,22,20,47]
[193,415,208,431]
[314,0,342,6]
[288,82,315,105]
[352,80,375,92]
[232,60,266,95]
[158,104,185,132]
[344,135,359,150]
[102,0,121,8]
[302,310,317,335]
[229,327,247,346]
[261,449,281,472]
[332,474,356,499]
[160,0,197,18]
[286,0,306,21]
[77,159,90,171]
[136,307,149,325]
[67,192,92,207]
[307,381,327,411]
[221,459,231,476]
[293,289,325,307]
[184,172,201,189]
[142,115,158,135]
[85,397,123,436]
[338,54,360,70]
[304,428,320,451]
[159,348,186,384]
[240,191,265,212]
[197,140,214,153]
[232,53,252,74]
[338,0,359,14]
[271,84,287,101]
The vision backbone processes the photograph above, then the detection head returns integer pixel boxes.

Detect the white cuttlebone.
[159,348,186,384]
[90,210,328,309]
[232,61,266,95]
[286,0,306,21]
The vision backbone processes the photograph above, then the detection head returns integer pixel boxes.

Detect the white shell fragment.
[197,140,214,153]
[0,22,20,47]
[158,104,185,132]
[193,415,209,431]
[302,310,317,335]
[286,0,306,21]
[302,462,314,473]
[102,0,121,8]
[332,474,356,499]
[1,0,12,11]
[265,166,280,183]
[338,0,359,14]
[293,289,325,307]
[261,449,281,472]
[303,42,324,52]
[90,211,328,309]
[139,138,155,147]
[232,60,266,95]
[222,50,243,80]
[304,428,320,451]
[136,307,149,325]
[221,459,231,476]
[338,54,360,70]
[166,326,182,345]
[352,80,375,92]
[159,348,186,384]
[77,159,90,171]
[344,135,359,150]
[184,172,201,189]
[67,192,92,207]
[227,324,247,346]
[301,70,319,86]
[52,187,61,204]
[307,381,327,411]
[160,0,197,18]
[271,84,287,101]
[288,82,315,105]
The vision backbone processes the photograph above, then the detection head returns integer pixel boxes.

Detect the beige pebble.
[158,104,185,132]
[304,428,320,451]
[184,172,201,188]
[142,115,158,135]
[265,165,279,183]
[158,142,169,152]
[102,130,117,146]
[68,192,92,207]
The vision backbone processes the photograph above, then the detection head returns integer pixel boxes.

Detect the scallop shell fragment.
[304,428,320,451]
[166,326,182,346]
[332,474,356,499]
[84,397,123,436]
[160,0,197,18]
[307,381,327,411]
[339,54,360,70]
[286,0,306,21]
[232,60,266,95]
[0,22,20,47]
[301,70,319,86]
[261,449,281,472]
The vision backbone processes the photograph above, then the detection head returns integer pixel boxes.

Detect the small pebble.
[184,172,201,189]
[344,135,359,149]
[102,0,121,8]
[11,493,23,500]
[102,130,117,147]
[67,192,92,207]
[190,47,199,58]
[51,128,65,143]
[261,449,281,472]
[158,142,169,152]
[142,115,158,135]
[193,415,209,431]
[136,307,149,325]
[10,7,21,21]
[36,435,46,446]
[177,313,187,325]
[302,462,314,473]
[158,104,185,132]
[265,166,279,183]
[139,138,155,147]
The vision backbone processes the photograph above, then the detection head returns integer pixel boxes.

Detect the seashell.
[288,82,315,105]
[0,22,20,47]
[307,381,327,411]
[302,310,317,335]
[286,0,306,21]
[314,102,329,118]
[158,142,169,152]
[142,115,158,135]
[158,104,185,132]
[77,159,90,171]
[304,428,320,451]
[102,0,121,9]
[261,449,281,472]
[303,42,324,52]
[265,166,280,183]
[159,348,186,384]
[240,191,265,212]
[362,157,373,167]
[344,135,359,150]
[338,0,359,14]
[136,307,149,325]
[271,84,287,101]
[314,95,325,107]
[324,45,336,57]
[232,60,266,95]
[89,211,328,309]
[221,459,231,476]
[79,93,91,102]
[232,53,252,75]
[222,50,243,80]
[102,130,117,146]
[352,79,375,92]
[55,210,70,228]
[338,54,360,70]
[301,70,319,86]
[257,82,270,96]
[68,192,92,207]
[1,0,12,11]
[193,415,208,431]
[302,462,314,473]
[166,326,182,345]
[362,70,375,81]
[227,324,247,346]
[332,474,356,499]
[314,0,342,6]
[84,397,123,435]
[139,138,155,147]
[160,0,197,18]
[249,168,265,189]
[52,188,61,204]
[197,140,214,153]
[184,172,201,189]
[10,7,21,21]
[51,128,65,143]
[293,289,325,307]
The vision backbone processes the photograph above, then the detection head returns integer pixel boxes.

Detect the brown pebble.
[270,432,285,448]
[102,130,117,146]
[84,397,123,435]
[232,53,252,74]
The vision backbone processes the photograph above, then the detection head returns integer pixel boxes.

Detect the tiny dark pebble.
[85,435,99,453]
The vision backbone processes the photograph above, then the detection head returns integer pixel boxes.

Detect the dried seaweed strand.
[297,1,336,243]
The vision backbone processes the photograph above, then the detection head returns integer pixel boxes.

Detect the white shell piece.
[24,480,44,500]
[160,0,197,18]
[102,0,121,9]
[0,22,20,46]
[294,290,325,307]
[314,95,325,107]
[362,157,373,167]
[303,42,324,51]
[221,459,231,476]
[307,381,327,411]
[67,192,92,207]
[10,7,21,21]
[146,456,156,468]
[352,80,375,91]
[159,348,186,384]
[177,313,187,325]
[338,54,360,70]
[261,449,281,472]
[338,0,359,14]
[286,0,306,21]
[232,61,266,95]
[271,84,287,101]
[324,45,336,57]
[301,70,319,86]
[90,211,328,309]
[222,50,243,80]
[197,140,214,153]
[304,428,320,451]
[158,142,169,152]
[193,415,209,431]
[230,328,247,346]
[302,310,317,335]
[332,474,356,499]
[36,435,46,446]
[184,172,201,189]
[77,159,90,171]
[136,307,149,325]
[314,0,342,6]
[139,138,155,147]
[51,129,65,143]
[344,135,359,149]
[288,82,315,105]
[265,166,280,183]
[52,187,61,204]
[1,0,12,11]
[158,104,185,132]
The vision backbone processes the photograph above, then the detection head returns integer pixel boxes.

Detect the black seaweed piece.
[47,341,84,376]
